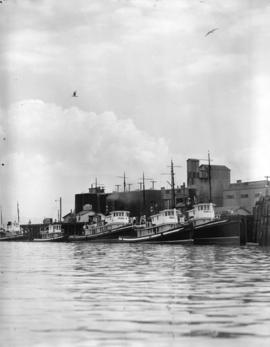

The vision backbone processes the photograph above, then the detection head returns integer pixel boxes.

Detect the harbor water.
[1,243,270,346]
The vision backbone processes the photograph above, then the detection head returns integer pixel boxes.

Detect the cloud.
[0,100,171,223]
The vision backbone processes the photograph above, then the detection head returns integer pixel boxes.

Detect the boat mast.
[60,197,62,222]
[265,176,270,197]
[123,172,126,192]
[0,206,3,227]
[117,172,127,192]
[17,201,20,224]
[208,151,212,203]
[142,172,146,213]
[171,160,176,209]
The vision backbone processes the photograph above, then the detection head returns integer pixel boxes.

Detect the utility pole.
[115,184,121,192]
[150,180,157,190]
[127,183,133,192]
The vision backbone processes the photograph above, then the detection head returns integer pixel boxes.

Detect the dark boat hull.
[193,218,242,245]
[119,225,193,243]
[0,234,29,241]
[69,224,136,242]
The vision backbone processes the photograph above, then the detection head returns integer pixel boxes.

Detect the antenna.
[91,178,104,190]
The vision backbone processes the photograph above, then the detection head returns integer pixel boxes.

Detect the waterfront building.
[106,189,162,218]
[62,210,76,223]
[223,179,269,213]
[75,185,108,214]
[187,158,230,206]
[76,204,97,223]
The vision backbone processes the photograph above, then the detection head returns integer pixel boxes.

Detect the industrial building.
[223,179,269,213]
[161,184,190,209]
[75,186,108,214]
[187,158,230,206]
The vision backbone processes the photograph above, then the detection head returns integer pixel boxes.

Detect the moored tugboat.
[0,221,27,241]
[119,209,193,243]
[188,203,242,245]
[69,210,136,242]
[33,223,67,242]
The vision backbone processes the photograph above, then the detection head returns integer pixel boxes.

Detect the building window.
[241,194,248,198]
[226,195,234,199]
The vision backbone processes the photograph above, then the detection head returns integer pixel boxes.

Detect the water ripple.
[1,243,270,346]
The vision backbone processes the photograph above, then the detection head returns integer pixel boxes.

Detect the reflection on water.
[1,243,270,346]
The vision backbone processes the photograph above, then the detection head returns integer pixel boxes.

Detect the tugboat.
[0,203,28,241]
[0,221,27,241]
[188,202,242,245]
[33,223,67,242]
[69,210,135,242]
[119,209,193,243]
[187,152,243,245]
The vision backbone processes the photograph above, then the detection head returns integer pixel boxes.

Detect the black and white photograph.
[1,0,270,346]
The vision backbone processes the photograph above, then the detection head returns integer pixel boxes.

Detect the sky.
[1,0,270,223]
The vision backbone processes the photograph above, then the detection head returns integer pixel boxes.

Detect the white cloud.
[0,100,171,223]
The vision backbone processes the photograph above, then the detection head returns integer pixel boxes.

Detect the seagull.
[72,90,78,97]
[205,28,219,36]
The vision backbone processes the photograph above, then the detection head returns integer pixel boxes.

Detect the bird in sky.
[205,28,219,36]
[72,90,78,97]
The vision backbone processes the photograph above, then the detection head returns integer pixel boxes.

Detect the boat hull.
[0,234,28,242]
[33,235,67,242]
[119,225,193,243]
[193,218,242,245]
[69,224,136,242]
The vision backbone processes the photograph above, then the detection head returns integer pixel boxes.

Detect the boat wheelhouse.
[187,203,216,226]
[104,211,131,226]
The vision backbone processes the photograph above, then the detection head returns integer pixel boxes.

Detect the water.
[1,243,270,347]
